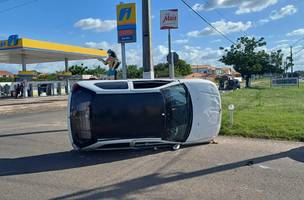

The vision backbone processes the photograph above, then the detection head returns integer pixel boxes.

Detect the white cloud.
[259,5,297,25]
[275,39,293,45]
[192,0,278,15]
[270,4,297,20]
[211,39,222,43]
[173,39,189,44]
[177,45,223,66]
[259,19,270,25]
[187,20,252,37]
[74,18,116,32]
[152,45,168,64]
[287,28,304,37]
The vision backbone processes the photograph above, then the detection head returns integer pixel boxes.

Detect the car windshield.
[161,84,192,142]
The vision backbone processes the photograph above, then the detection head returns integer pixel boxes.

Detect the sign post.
[117,3,137,79]
[168,29,174,79]
[160,9,178,79]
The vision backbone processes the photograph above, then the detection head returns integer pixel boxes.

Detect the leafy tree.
[154,63,169,78]
[220,37,266,87]
[36,73,58,81]
[154,59,192,78]
[86,65,107,76]
[69,64,87,75]
[116,65,143,79]
[127,65,143,79]
[0,77,14,82]
[220,37,284,87]
[175,59,192,76]
[267,50,284,74]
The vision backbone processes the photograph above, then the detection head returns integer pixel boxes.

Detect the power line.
[179,0,236,45]
[292,36,304,47]
[0,0,38,14]
[294,46,304,55]
[201,0,249,37]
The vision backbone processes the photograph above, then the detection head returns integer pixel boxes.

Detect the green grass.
[220,78,304,141]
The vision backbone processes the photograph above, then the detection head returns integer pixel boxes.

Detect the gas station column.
[64,58,70,94]
[65,58,68,72]
[21,54,27,71]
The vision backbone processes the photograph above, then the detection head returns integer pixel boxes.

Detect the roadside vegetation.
[220,78,304,141]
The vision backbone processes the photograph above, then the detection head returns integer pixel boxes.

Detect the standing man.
[99,49,121,80]
[15,84,20,99]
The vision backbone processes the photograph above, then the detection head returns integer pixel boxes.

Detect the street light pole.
[142,0,154,79]
[168,29,175,79]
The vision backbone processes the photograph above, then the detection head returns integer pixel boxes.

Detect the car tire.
[172,144,181,151]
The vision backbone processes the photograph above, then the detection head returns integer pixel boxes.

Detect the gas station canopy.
[0,35,107,64]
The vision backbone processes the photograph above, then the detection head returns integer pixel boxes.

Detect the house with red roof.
[0,70,14,78]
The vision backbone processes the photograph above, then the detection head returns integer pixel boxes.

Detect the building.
[191,65,233,76]
[191,65,216,74]
[0,70,14,78]
[190,65,242,81]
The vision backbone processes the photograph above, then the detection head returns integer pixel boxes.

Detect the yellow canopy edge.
[21,38,107,57]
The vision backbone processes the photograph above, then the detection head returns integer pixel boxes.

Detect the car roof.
[76,79,215,94]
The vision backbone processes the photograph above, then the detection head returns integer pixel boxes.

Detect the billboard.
[271,77,299,87]
[116,3,136,43]
[160,9,178,30]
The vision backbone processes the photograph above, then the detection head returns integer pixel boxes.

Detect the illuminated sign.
[0,35,20,49]
[116,3,136,43]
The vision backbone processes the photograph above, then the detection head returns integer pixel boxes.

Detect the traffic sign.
[116,3,137,43]
[167,52,179,64]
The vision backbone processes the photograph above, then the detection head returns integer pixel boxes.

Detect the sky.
[1,0,304,73]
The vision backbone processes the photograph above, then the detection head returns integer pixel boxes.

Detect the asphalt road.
[0,110,303,200]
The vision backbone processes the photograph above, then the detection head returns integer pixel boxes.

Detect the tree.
[154,63,169,78]
[175,59,192,76]
[86,65,107,76]
[127,65,143,79]
[0,77,14,82]
[220,37,284,87]
[220,37,267,87]
[267,50,284,74]
[154,59,192,78]
[69,64,87,75]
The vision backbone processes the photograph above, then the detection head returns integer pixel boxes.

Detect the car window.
[161,84,192,142]
[95,81,128,89]
[133,80,172,89]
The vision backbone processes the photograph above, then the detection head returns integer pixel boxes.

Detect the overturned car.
[68,79,221,151]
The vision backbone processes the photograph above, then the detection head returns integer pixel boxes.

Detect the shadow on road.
[0,148,169,177]
[0,129,67,138]
[49,146,304,200]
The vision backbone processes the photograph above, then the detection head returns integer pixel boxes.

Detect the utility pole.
[142,0,154,79]
[290,46,294,74]
[284,59,288,76]
[168,29,175,79]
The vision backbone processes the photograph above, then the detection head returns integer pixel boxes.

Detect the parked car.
[68,79,222,151]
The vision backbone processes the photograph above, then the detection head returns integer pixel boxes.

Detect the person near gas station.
[20,83,24,97]
[99,49,120,80]
[15,84,20,99]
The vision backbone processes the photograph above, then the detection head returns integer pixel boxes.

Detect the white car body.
[68,79,221,150]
